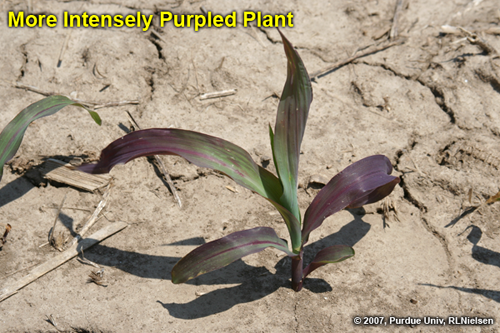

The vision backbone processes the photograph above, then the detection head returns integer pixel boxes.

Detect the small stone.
[260,155,272,163]
[308,174,329,186]
[410,298,418,304]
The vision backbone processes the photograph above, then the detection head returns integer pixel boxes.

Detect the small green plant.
[78,31,399,291]
[0,95,101,181]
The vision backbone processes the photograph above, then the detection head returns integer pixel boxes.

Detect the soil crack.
[17,44,28,81]
[356,60,458,125]
[421,217,454,283]
[256,27,281,44]
[418,82,456,125]
[293,301,299,333]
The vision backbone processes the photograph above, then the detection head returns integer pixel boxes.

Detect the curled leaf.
[79,128,303,252]
[0,95,101,181]
[171,227,293,284]
[302,245,355,279]
[79,128,281,200]
[302,155,399,244]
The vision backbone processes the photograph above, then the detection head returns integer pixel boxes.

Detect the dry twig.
[77,249,100,268]
[199,89,237,100]
[49,194,67,251]
[0,222,128,302]
[14,82,139,109]
[57,30,73,68]
[458,27,499,57]
[64,183,112,249]
[310,39,405,80]
[150,29,168,44]
[390,0,405,40]
[441,25,500,37]
[0,224,11,250]
[126,111,183,208]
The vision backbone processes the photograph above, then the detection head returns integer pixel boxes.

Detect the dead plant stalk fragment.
[1,224,12,248]
[0,222,128,302]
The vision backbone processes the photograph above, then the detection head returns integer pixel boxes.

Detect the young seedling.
[0,95,101,182]
[78,31,400,291]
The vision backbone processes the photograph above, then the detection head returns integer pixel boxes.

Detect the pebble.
[308,174,329,186]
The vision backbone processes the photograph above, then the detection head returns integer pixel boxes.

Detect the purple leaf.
[79,128,281,200]
[302,155,399,244]
[302,245,355,279]
[78,128,303,251]
[171,227,293,284]
[272,30,313,221]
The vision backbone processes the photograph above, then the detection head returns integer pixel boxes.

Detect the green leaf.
[171,227,293,284]
[0,95,101,181]
[272,30,313,222]
[271,198,302,253]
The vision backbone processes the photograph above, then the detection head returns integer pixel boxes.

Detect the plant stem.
[291,250,304,292]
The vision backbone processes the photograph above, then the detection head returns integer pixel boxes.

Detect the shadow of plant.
[421,284,500,304]
[420,224,500,304]
[0,154,98,205]
[464,225,500,269]
[445,206,477,228]
[0,176,34,209]
[83,209,370,318]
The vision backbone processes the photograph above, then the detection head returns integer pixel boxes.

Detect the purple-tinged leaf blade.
[171,227,293,284]
[0,95,101,181]
[302,245,354,278]
[273,31,313,221]
[79,128,281,200]
[302,155,400,244]
[78,128,304,251]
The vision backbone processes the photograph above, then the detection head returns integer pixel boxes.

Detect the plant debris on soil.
[0,0,499,332]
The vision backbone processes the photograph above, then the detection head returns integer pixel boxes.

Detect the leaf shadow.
[82,209,371,319]
[56,212,77,237]
[445,206,477,228]
[0,175,34,209]
[464,225,500,269]
[135,210,370,317]
[420,283,500,303]
[419,224,500,304]
[1,154,98,197]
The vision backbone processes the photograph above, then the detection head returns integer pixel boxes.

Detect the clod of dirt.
[7,156,33,174]
[308,174,329,187]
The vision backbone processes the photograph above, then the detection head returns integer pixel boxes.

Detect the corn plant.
[78,31,399,291]
[0,95,101,181]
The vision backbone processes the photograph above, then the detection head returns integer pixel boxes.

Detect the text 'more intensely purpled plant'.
[78,31,400,291]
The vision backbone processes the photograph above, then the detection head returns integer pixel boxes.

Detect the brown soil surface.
[1,1,499,332]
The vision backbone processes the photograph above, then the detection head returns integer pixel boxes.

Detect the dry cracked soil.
[0,0,500,332]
